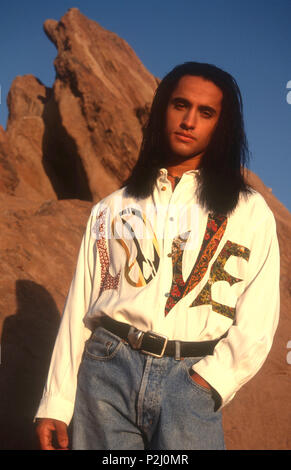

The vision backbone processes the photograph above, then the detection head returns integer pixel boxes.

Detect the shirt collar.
[159,168,200,181]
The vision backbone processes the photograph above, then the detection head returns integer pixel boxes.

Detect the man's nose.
[181,108,197,129]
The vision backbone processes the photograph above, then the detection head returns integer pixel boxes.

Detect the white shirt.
[35,169,280,424]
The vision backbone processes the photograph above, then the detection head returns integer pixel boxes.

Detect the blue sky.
[1,0,290,211]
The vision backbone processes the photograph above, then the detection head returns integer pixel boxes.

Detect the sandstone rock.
[222,169,291,449]
[5,75,57,201]
[0,125,19,195]
[0,194,92,449]
[42,7,158,202]
[3,8,158,204]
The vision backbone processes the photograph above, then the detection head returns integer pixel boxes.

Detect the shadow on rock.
[0,280,60,449]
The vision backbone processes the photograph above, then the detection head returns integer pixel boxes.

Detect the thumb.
[54,420,69,449]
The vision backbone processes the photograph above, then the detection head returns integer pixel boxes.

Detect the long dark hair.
[124,62,253,215]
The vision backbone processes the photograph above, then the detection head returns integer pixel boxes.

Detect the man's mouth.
[174,132,196,142]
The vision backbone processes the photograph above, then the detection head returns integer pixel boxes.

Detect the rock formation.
[2,7,158,204]
[0,8,290,450]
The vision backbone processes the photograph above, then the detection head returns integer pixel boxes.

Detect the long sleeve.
[35,208,96,425]
[192,210,280,410]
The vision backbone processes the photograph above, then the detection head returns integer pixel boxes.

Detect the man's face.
[165,75,223,161]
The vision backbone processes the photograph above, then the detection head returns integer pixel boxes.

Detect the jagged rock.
[0,125,19,194]
[3,8,157,203]
[42,8,158,201]
[5,75,56,201]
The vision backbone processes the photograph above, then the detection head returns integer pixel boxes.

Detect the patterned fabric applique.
[165,213,227,316]
[93,209,121,298]
[191,240,250,319]
[112,208,160,287]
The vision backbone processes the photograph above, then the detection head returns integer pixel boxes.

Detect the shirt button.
[165,292,170,297]
[169,217,174,221]
[161,186,167,191]
[167,253,172,257]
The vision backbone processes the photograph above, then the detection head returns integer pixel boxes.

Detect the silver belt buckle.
[141,331,168,358]
[127,328,144,350]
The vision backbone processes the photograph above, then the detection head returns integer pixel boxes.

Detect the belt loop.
[174,341,181,361]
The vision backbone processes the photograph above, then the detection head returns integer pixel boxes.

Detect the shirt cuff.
[34,395,75,426]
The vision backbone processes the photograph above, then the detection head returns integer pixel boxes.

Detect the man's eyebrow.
[170,97,218,114]
[171,96,190,104]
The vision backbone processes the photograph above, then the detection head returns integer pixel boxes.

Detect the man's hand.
[35,418,69,450]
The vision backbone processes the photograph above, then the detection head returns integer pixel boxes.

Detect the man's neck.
[166,154,203,178]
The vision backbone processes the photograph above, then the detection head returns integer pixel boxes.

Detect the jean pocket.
[182,361,212,396]
[84,327,124,361]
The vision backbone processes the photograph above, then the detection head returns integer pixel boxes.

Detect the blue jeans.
[72,326,225,450]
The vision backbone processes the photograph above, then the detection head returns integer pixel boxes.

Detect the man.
[35,62,280,450]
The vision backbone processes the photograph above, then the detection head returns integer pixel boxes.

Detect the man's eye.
[173,101,186,109]
[201,111,212,118]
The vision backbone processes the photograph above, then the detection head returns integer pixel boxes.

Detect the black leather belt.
[100,316,223,359]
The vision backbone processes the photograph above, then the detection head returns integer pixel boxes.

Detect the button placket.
[159,178,186,309]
